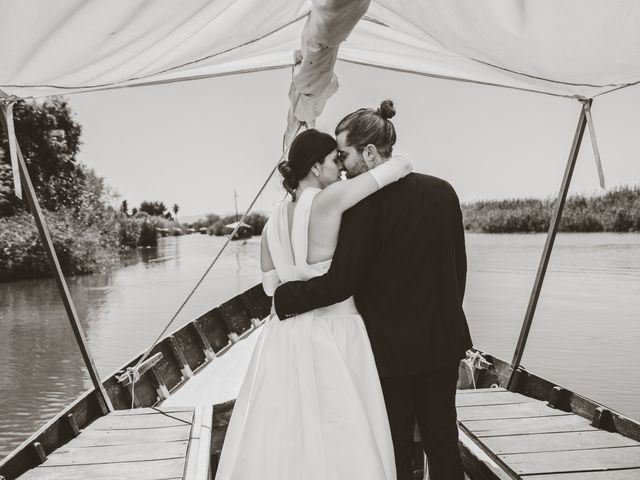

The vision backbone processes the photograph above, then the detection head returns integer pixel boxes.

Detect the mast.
[234,189,239,221]
[0,94,113,414]
[508,99,591,389]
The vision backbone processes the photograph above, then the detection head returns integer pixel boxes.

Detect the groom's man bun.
[377,99,396,120]
[336,99,397,158]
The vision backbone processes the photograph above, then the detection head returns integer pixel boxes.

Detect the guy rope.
[119,121,305,402]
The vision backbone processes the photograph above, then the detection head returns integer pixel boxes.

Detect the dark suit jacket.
[274,173,472,378]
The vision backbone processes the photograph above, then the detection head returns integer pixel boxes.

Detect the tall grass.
[462,186,640,233]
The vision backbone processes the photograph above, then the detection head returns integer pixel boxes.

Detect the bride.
[215,113,411,479]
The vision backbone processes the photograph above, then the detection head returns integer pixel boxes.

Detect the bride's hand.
[369,154,413,189]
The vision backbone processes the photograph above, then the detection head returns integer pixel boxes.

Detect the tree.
[0,98,84,216]
[139,201,167,217]
[120,200,129,216]
[173,203,179,218]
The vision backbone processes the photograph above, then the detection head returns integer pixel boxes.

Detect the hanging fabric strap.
[579,98,606,188]
[0,94,23,199]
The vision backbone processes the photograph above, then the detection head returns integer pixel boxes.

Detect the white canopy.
[2,0,639,102]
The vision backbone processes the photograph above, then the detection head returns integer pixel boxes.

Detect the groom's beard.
[345,154,370,178]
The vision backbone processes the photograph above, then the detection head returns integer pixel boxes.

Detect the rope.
[461,351,491,389]
[115,367,141,410]
[132,122,304,373]
[150,406,194,426]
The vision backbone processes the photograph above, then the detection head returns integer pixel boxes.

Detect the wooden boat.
[1,282,639,480]
[3,2,640,479]
[223,221,253,240]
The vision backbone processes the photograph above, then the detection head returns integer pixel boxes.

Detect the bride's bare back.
[261,156,411,273]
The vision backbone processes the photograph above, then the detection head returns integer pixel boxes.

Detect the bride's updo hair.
[278,129,336,201]
[335,99,397,158]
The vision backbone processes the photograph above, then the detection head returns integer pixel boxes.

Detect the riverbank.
[462,186,640,233]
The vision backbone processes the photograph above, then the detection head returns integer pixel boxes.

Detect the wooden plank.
[44,441,188,466]
[0,389,105,480]
[456,390,534,407]
[482,430,639,455]
[466,414,596,437]
[457,402,573,422]
[457,387,507,394]
[108,407,192,417]
[503,445,640,475]
[525,469,640,479]
[88,411,193,431]
[184,405,213,480]
[70,425,191,447]
[19,457,185,480]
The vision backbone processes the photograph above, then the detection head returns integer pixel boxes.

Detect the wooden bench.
[456,388,640,478]
[18,406,212,480]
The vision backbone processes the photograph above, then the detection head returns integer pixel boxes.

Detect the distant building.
[224,221,253,240]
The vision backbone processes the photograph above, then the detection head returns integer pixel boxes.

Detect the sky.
[67,61,640,218]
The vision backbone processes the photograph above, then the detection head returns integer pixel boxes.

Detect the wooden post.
[0,100,113,414]
[547,386,569,411]
[168,336,194,379]
[507,100,590,389]
[192,322,217,361]
[66,413,80,437]
[32,442,47,464]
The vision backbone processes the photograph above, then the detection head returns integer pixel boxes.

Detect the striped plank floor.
[456,388,640,478]
[19,407,209,480]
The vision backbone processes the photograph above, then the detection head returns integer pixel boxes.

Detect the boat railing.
[0,284,271,480]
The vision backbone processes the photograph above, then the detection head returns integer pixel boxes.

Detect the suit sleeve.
[451,188,467,301]
[274,200,379,318]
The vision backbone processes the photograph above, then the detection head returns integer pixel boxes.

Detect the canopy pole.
[0,97,113,414]
[507,99,591,390]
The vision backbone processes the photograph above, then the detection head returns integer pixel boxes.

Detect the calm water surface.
[1,233,639,457]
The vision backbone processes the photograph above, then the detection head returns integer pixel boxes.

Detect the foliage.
[462,186,640,233]
[0,98,83,216]
[118,216,142,249]
[0,211,116,281]
[139,201,167,217]
[139,220,158,247]
[244,212,268,235]
[188,213,220,231]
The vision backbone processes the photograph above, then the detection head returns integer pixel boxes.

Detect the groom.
[274,101,472,480]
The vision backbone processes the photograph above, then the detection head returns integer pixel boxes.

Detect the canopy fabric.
[1,0,640,101]
[286,0,370,142]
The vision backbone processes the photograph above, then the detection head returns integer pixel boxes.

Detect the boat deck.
[17,406,211,480]
[456,387,640,478]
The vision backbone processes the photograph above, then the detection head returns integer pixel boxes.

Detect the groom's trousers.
[380,362,464,480]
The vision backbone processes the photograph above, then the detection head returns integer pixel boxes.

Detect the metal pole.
[507,99,591,388]
[0,101,113,414]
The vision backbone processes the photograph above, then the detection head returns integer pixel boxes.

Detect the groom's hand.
[273,283,296,320]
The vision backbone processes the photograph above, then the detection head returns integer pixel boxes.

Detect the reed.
[462,186,640,233]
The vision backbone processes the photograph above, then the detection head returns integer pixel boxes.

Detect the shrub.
[0,211,116,281]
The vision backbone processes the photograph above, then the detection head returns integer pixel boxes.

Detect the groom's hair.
[335,100,397,158]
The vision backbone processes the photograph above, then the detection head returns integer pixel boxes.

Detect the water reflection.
[0,233,639,458]
[0,235,261,457]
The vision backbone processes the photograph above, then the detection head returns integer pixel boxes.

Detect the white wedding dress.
[215,187,396,480]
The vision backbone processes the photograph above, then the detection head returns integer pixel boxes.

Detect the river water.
[1,233,639,457]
